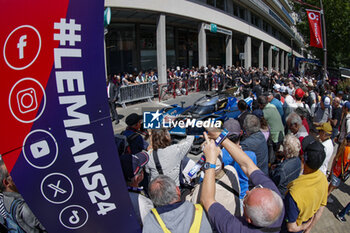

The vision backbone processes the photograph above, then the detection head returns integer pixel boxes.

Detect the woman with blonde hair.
[146,128,194,186]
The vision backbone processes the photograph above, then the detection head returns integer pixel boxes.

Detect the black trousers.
[109,101,118,121]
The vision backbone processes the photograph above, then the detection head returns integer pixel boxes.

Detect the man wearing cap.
[120,152,154,226]
[313,96,332,124]
[283,136,327,233]
[266,92,284,123]
[122,113,149,155]
[221,119,257,209]
[285,88,310,119]
[317,122,334,175]
[273,84,285,104]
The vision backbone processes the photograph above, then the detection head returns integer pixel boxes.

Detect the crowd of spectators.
[1,64,350,232]
[114,67,350,232]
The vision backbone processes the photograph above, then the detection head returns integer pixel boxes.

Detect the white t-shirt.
[320,139,334,175]
[285,95,295,106]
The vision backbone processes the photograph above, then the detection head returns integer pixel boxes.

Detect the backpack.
[299,104,316,132]
[114,134,128,156]
[5,199,25,233]
[120,131,140,155]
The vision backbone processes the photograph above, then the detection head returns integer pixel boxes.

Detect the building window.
[166,27,176,68]
[140,24,156,70]
[207,0,215,7]
[272,27,277,38]
[106,23,136,74]
[239,7,246,20]
[206,0,225,11]
[263,21,269,32]
[216,0,225,11]
[233,3,239,17]
[251,13,259,27]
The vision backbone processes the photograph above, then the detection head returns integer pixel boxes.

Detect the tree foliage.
[293,0,350,68]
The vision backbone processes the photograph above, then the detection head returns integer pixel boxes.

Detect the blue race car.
[160,93,253,154]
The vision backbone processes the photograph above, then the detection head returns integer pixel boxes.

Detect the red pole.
[185,80,188,95]
[196,79,199,92]
[173,82,176,99]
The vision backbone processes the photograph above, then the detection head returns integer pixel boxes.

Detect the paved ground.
[111,91,350,232]
[312,147,350,233]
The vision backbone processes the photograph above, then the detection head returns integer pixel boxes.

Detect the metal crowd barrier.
[117,82,154,108]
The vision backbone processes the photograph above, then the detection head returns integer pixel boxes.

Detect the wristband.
[203,162,216,170]
[215,128,228,146]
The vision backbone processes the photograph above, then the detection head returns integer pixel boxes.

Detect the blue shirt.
[270,98,284,121]
[222,148,257,199]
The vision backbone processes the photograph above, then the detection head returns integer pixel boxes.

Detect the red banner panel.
[306,10,323,48]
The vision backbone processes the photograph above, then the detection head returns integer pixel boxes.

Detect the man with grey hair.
[0,158,47,232]
[142,175,212,233]
[202,131,284,232]
[286,112,308,145]
[241,114,269,175]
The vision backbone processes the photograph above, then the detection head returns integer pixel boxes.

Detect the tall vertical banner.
[0,0,140,232]
[306,10,323,48]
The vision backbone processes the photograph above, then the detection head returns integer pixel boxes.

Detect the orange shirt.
[333,146,350,177]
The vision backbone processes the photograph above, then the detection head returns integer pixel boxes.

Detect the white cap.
[273,84,281,91]
[280,86,287,93]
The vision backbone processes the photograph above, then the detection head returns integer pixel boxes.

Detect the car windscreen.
[190,104,215,115]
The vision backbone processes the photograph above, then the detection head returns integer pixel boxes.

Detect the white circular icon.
[41,173,74,204]
[8,78,46,123]
[22,129,58,169]
[59,205,89,229]
[3,25,41,70]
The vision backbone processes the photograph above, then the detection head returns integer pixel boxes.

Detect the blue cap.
[252,109,264,119]
[344,101,350,110]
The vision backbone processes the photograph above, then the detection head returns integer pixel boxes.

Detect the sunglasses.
[242,184,263,207]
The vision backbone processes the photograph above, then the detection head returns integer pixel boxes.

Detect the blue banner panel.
[0,0,140,232]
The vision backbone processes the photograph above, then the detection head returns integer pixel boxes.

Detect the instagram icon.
[16,88,38,114]
[9,78,46,123]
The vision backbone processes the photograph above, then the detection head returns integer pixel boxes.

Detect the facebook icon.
[17,35,27,59]
[143,110,163,129]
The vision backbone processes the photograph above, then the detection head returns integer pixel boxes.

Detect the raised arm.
[200,133,221,212]
[221,138,258,178]
[206,129,259,178]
